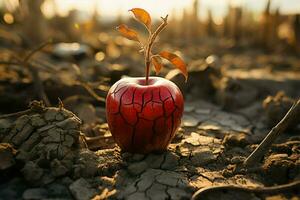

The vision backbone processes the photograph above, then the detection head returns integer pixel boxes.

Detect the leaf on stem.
[152,57,163,75]
[129,8,151,30]
[159,51,188,81]
[116,24,139,42]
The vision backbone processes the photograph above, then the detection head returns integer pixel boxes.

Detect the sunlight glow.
[39,0,300,21]
[3,12,14,24]
[50,0,192,19]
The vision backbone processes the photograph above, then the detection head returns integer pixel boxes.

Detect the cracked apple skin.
[106,77,184,153]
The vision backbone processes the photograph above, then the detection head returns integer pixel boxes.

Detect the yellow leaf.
[116,24,139,42]
[152,57,163,75]
[129,8,152,30]
[159,51,188,81]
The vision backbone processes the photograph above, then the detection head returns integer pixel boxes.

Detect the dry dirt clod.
[223,133,249,148]
[0,143,17,171]
[69,178,98,200]
[0,119,12,139]
[262,153,296,185]
[144,153,165,168]
[167,187,191,200]
[191,148,217,166]
[263,91,297,128]
[127,161,148,176]
[21,161,44,184]
[182,115,200,127]
[73,149,100,178]
[161,151,179,170]
[166,61,221,99]
[22,188,48,200]
[0,103,83,185]
[215,77,258,110]
[146,183,168,200]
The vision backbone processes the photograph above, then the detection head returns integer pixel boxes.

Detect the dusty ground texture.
[0,89,299,200]
[0,43,300,200]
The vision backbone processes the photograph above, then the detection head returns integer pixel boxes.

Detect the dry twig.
[192,180,300,200]
[0,41,52,106]
[243,99,300,167]
[0,100,45,119]
[0,109,31,119]
[23,41,52,106]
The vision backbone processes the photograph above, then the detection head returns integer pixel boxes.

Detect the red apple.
[108,8,188,153]
[106,77,184,153]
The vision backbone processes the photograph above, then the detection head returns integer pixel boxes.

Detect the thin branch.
[84,135,112,149]
[69,63,106,103]
[0,41,52,106]
[0,61,20,65]
[80,81,106,103]
[27,63,51,106]
[22,41,53,107]
[192,180,300,200]
[146,15,168,61]
[11,54,23,63]
[23,40,52,63]
[30,59,58,73]
[0,109,31,119]
[2,49,23,63]
[145,15,168,84]
[0,61,51,106]
[243,99,300,167]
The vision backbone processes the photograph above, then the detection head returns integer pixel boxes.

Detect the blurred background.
[1,2,300,199]
[0,0,299,125]
[1,0,299,51]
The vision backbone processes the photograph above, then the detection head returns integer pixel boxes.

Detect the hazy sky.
[28,0,300,20]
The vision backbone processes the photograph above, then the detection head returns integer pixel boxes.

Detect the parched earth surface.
[0,96,299,200]
[0,51,300,200]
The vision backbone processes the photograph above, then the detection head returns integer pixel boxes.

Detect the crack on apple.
[114,87,129,115]
[143,90,153,108]
[111,81,123,94]
[112,82,128,95]
[123,87,137,106]
[107,82,183,152]
[131,88,145,149]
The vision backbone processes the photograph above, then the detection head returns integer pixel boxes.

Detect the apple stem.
[145,60,150,85]
[144,15,168,85]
